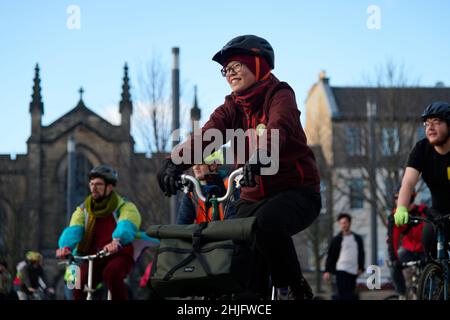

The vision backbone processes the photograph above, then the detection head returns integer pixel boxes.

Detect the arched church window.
[64,152,93,219]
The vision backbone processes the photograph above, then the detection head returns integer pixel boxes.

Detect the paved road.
[305,272,398,300]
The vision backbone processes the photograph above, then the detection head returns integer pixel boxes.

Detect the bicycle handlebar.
[402,260,421,267]
[72,249,110,261]
[58,249,111,265]
[180,167,243,203]
[386,259,422,268]
[409,213,450,226]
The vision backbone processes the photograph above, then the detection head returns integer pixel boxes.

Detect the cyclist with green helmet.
[16,251,54,300]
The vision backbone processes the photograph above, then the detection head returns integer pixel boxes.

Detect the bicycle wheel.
[418,263,445,300]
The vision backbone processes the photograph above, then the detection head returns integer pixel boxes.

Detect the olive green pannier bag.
[146,217,256,298]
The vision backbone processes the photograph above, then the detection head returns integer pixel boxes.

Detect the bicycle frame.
[63,250,111,300]
[410,214,450,300]
[436,228,450,300]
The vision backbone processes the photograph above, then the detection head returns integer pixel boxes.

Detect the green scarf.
[77,191,119,254]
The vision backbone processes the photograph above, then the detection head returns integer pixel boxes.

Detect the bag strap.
[192,222,208,250]
[161,223,210,281]
[160,243,234,281]
[192,251,212,276]
[163,253,197,281]
[161,250,213,281]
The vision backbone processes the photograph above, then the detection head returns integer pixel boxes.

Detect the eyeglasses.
[89,182,105,189]
[220,62,243,77]
[423,118,444,128]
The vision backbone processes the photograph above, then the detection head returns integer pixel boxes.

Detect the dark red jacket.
[176,75,320,202]
[387,204,428,261]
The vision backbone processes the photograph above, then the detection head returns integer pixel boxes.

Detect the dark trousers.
[73,253,134,300]
[235,187,321,290]
[335,271,357,300]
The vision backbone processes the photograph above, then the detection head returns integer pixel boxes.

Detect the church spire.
[119,63,132,134]
[29,63,44,114]
[119,63,133,114]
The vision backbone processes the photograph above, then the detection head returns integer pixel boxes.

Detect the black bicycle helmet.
[89,164,118,186]
[212,35,275,69]
[421,101,450,122]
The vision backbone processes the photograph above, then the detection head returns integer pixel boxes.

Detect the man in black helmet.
[157,35,321,299]
[56,164,146,300]
[394,102,450,259]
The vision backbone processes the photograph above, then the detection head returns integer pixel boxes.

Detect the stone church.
[0,64,170,277]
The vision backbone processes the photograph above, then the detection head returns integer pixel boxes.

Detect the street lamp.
[67,136,76,224]
[367,99,378,266]
[171,47,180,224]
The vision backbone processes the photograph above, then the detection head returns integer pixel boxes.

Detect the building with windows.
[304,71,450,268]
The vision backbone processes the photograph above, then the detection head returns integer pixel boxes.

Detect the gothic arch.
[55,143,103,182]
[55,143,102,225]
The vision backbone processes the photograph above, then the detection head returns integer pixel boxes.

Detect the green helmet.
[25,251,42,262]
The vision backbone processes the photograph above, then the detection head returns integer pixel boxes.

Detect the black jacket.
[20,263,46,292]
[325,232,365,274]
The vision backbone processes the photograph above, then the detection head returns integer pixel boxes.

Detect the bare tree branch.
[333,59,422,227]
[136,53,171,153]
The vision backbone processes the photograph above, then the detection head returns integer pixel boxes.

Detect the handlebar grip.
[59,253,74,265]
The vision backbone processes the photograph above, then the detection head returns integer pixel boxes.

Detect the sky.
[1,0,449,155]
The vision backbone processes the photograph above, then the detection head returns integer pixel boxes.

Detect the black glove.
[240,150,270,188]
[157,158,183,197]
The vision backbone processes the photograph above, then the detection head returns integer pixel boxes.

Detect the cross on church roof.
[79,87,84,101]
